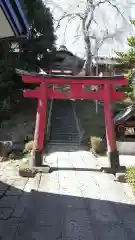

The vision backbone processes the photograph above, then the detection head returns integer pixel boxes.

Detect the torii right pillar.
[103,83,125,174]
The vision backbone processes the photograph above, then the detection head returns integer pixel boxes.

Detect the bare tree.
[55,0,134,75]
[91,25,124,74]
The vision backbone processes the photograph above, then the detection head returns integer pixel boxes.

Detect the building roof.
[92,57,119,65]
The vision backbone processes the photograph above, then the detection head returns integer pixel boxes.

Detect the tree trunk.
[82,17,93,76]
[84,36,92,76]
[95,56,98,76]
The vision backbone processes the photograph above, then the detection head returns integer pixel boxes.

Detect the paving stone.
[12,175,41,218]
[0,190,6,197]
[24,207,61,226]
[31,173,41,191]
[45,153,57,166]
[0,182,9,192]
[114,202,135,232]
[0,147,135,239]
[93,173,132,203]
[24,178,36,192]
[12,194,33,218]
[13,194,61,226]
[0,218,18,240]
[14,224,62,240]
[98,223,132,240]
[6,187,23,196]
[89,199,119,223]
[32,226,62,240]
[38,172,59,194]
[0,207,13,219]
[62,209,94,240]
[60,195,86,210]
[2,178,16,187]
[0,196,19,208]
[38,174,49,192]
[13,195,62,238]
[12,178,28,191]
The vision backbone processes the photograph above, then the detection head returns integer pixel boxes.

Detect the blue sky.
[46,0,135,58]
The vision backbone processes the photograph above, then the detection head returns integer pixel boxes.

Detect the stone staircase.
[48,100,84,146]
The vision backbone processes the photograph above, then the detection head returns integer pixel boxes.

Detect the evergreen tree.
[18,0,56,71]
[116,21,135,97]
[0,0,56,116]
[117,20,135,72]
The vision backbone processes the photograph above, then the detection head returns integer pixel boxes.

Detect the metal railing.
[72,102,84,141]
[45,100,53,142]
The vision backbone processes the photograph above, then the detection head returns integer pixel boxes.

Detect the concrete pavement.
[0,146,135,239]
[98,153,135,168]
[117,141,135,155]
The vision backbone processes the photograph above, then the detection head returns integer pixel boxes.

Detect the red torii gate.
[22,73,128,174]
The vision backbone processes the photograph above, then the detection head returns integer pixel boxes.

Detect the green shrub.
[23,141,33,154]
[126,166,135,192]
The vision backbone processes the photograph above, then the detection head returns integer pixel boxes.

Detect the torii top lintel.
[22,73,128,86]
[22,73,128,101]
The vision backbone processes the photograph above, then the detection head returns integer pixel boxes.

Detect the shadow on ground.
[49,167,101,173]
[0,178,135,239]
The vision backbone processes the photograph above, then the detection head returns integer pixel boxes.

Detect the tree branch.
[107,0,128,22]
[95,0,108,8]
[92,24,125,57]
[63,16,78,44]
[56,12,83,30]
[73,22,82,44]
[86,6,95,31]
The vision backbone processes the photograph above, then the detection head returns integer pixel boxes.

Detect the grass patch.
[126,166,135,192]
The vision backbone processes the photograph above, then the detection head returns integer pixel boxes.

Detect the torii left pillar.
[32,81,47,167]
[19,79,50,177]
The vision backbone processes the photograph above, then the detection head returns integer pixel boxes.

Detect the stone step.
[52,124,74,127]
[50,131,78,134]
[50,132,80,136]
[49,136,81,141]
[48,141,81,146]
[51,128,77,132]
[51,121,75,125]
[49,100,83,145]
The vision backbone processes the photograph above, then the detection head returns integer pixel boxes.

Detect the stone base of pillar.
[18,150,50,178]
[30,150,43,167]
[101,166,126,175]
[19,165,50,178]
[107,151,121,169]
[101,151,126,175]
